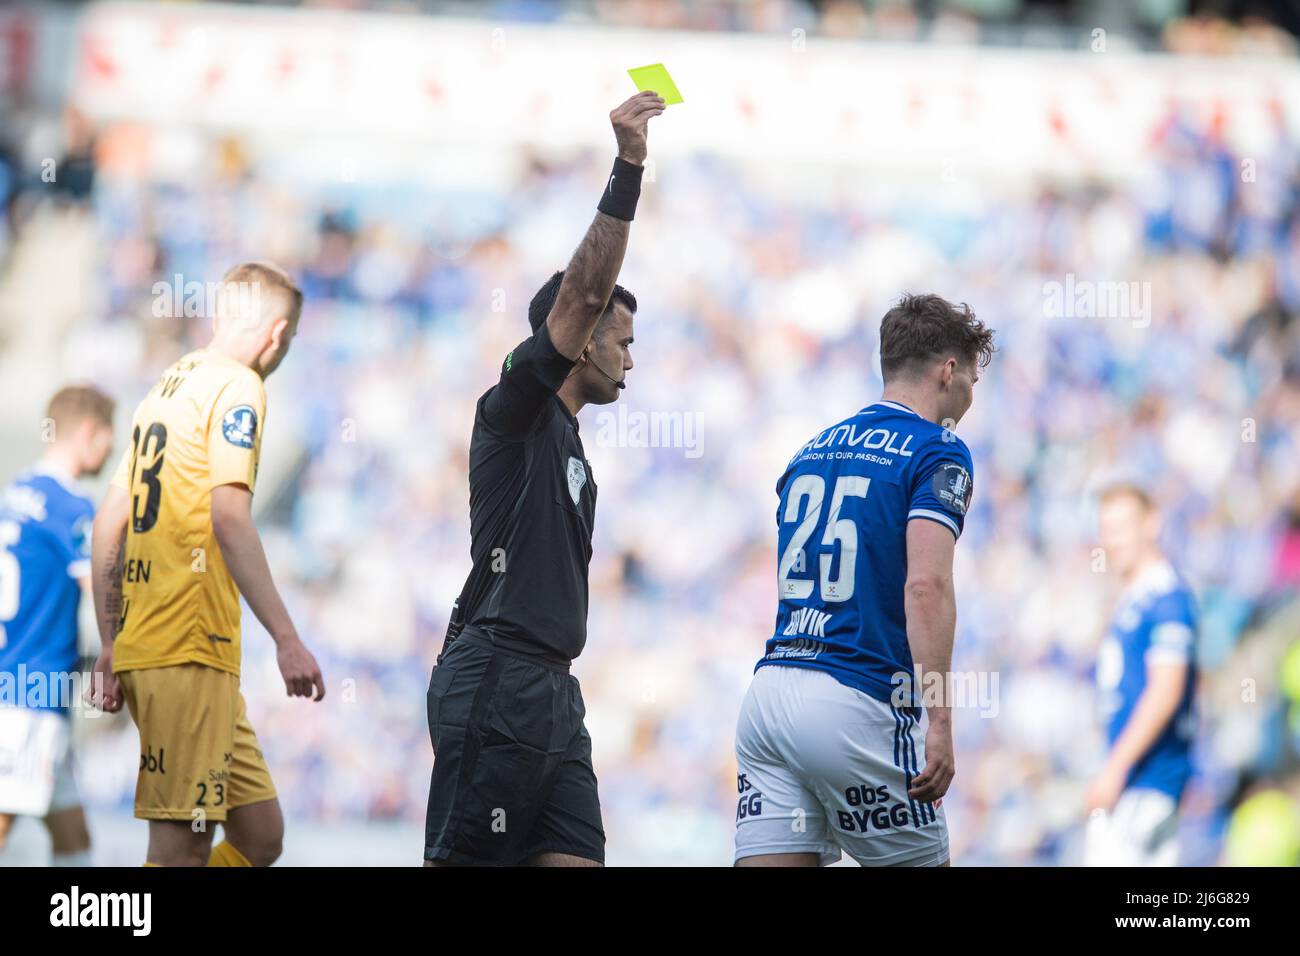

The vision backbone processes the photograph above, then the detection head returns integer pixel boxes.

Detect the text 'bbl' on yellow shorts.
[118,663,277,824]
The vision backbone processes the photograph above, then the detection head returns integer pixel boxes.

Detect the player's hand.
[277,636,326,701]
[611,91,665,166]
[909,718,955,803]
[1083,762,1127,815]
[85,648,122,713]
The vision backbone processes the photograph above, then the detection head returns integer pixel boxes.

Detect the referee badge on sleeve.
[566,456,587,506]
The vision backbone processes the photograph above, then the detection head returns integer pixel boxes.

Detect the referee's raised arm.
[545,91,664,360]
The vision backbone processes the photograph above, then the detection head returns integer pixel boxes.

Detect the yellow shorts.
[118,663,276,823]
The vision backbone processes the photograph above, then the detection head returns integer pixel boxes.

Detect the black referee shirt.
[455,321,598,667]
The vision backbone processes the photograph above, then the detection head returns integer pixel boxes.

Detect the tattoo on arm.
[101,529,126,639]
[549,211,631,357]
[568,212,629,300]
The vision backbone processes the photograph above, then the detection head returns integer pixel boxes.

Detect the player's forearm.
[212,513,298,645]
[547,211,632,359]
[91,530,125,647]
[904,574,956,725]
[90,497,128,648]
[1106,677,1183,773]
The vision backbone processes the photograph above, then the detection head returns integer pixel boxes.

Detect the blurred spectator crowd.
[1,77,1299,864]
[145,0,1300,56]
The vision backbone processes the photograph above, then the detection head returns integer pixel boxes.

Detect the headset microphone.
[587,352,626,389]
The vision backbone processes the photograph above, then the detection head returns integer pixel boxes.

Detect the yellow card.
[627,63,683,105]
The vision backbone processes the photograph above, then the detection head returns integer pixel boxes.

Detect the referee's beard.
[567,360,623,410]
[567,307,634,410]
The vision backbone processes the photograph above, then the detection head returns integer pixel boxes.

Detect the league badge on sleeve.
[222,405,259,449]
[932,462,973,516]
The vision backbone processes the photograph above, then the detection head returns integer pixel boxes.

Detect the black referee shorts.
[424,636,605,866]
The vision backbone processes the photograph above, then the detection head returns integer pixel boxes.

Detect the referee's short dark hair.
[879,293,995,383]
[528,270,637,334]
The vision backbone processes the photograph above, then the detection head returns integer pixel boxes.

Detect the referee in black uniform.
[424,91,664,866]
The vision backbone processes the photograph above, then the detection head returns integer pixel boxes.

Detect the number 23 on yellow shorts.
[118,663,276,823]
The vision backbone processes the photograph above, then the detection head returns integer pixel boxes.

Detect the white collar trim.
[871,400,921,418]
[30,460,81,494]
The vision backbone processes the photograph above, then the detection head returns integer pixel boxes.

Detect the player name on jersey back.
[757,401,974,707]
[110,349,267,677]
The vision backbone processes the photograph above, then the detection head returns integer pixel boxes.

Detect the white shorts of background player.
[1083,788,1179,866]
[0,705,81,818]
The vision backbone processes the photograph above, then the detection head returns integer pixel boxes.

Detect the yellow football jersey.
[110,348,267,677]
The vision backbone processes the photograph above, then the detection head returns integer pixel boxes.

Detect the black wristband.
[597,157,644,221]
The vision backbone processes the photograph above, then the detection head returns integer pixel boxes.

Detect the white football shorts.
[734,663,949,867]
[1083,787,1179,866]
[0,705,80,817]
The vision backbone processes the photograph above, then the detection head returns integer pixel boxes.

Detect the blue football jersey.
[756,401,975,707]
[0,464,94,712]
[1096,560,1197,799]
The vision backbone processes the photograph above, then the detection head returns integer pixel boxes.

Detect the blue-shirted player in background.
[734,293,994,867]
[1084,483,1198,866]
[0,386,115,865]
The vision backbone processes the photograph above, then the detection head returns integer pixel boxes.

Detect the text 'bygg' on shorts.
[735,663,949,867]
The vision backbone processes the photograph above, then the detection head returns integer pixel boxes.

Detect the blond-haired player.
[87,262,325,867]
[1083,483,1197,866]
